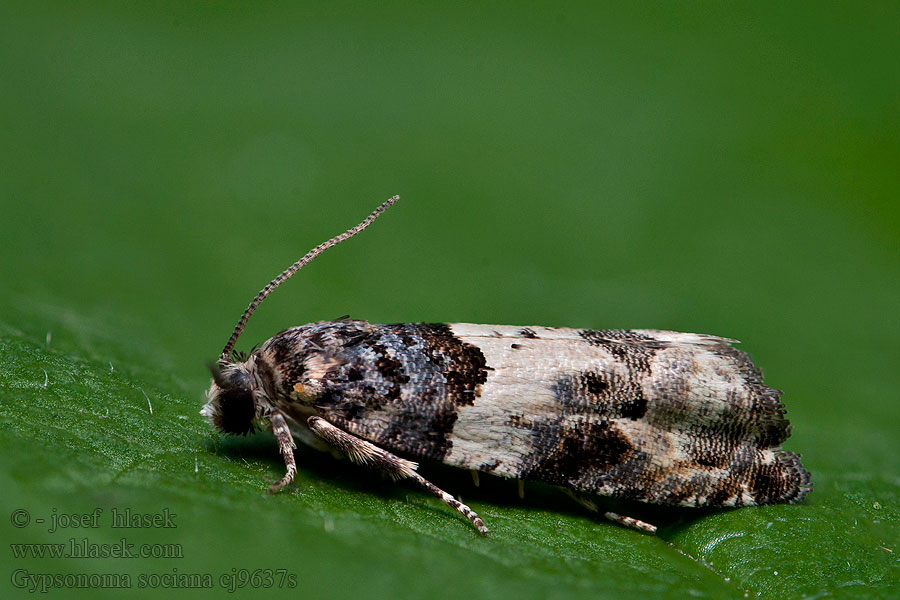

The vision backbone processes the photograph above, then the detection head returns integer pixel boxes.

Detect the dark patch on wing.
[774,452,812,504]
[582,372,608,395]
[416,323,489,408]
[749,463,784,503]
[705,486,734,506]
[688,434,734,469]
[552,370,648,421]
[507,414,533,429]
[620,397,648,420]
[370,342,409,390]
[735,451,812,505]
[579,329,667,373]
[479,459,501,472]
[517,419,635,488]
[518,327,537,338]
[306,322,488,462]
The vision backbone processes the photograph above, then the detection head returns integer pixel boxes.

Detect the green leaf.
[1,316,897,599]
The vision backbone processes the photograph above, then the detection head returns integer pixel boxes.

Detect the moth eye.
[229,371,251,389]
[215,388,257,436]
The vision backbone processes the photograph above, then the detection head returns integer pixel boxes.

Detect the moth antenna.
[219,195,400,364]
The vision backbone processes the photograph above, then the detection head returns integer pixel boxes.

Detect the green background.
[2,3,898,599]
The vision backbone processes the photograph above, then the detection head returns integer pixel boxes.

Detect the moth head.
[201,362,259,436]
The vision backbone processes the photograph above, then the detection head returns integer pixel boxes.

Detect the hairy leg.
[307,416,489,535]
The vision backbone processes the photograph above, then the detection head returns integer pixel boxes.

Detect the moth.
[202,196,811,535]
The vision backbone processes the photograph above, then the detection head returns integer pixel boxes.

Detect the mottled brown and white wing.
[260,321,810,509]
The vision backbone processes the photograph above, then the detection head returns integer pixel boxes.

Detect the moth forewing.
[202,197,810,536]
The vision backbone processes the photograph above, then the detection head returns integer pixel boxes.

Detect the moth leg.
[602,511,657,535]
[307,416,489,535]
[565,490,657,535]
[268,412,297,493]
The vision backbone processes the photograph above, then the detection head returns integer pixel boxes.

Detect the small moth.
[202,196,811,535]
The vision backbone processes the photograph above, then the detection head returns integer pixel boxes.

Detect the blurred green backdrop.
[1,2,898,599]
